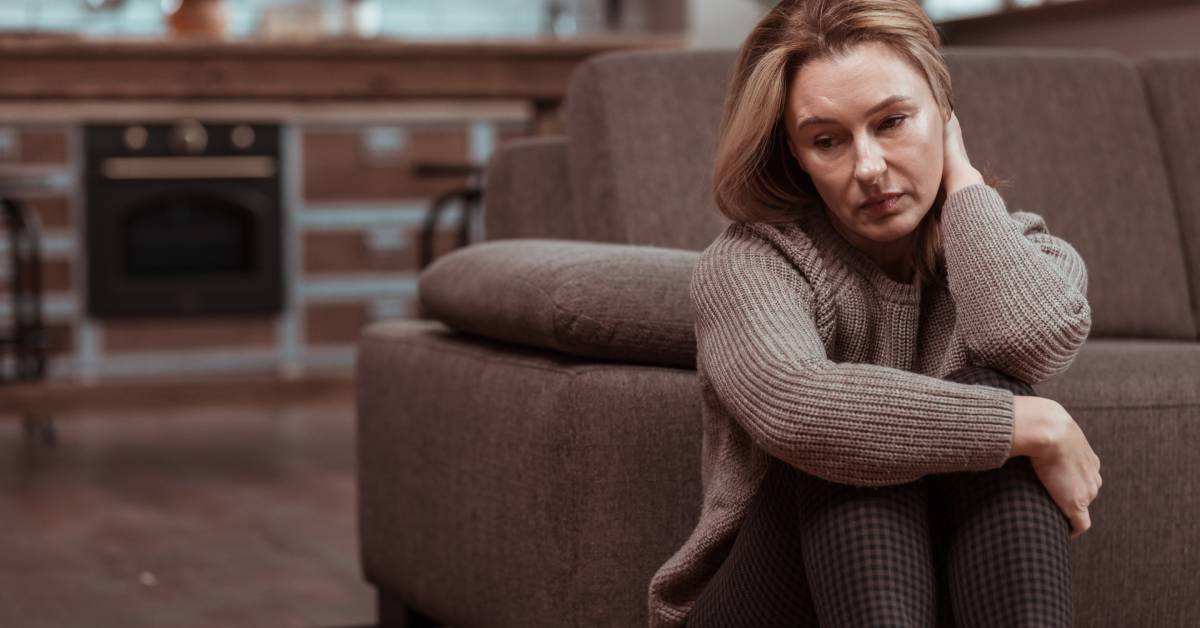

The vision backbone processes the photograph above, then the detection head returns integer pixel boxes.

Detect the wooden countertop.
[0,34,686,103]
[0,100,536,123]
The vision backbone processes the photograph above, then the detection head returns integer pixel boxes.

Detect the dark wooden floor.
[0,383,374,628]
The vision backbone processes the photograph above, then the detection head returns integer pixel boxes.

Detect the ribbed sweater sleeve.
[692,227,1017,487]
[941,183,1092,384]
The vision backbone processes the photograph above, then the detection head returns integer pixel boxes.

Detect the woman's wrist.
[1011,395,1057,458]
[944,167,985,198]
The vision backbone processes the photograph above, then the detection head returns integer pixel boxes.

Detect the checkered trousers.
[685,365,1073,627]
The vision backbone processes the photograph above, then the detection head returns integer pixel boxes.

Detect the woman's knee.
[944,364,1037,397]
[932,456,1074,625]
[932,455,1067,536]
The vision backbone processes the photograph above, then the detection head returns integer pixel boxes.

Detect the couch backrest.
[564,49,736,250]
[1137,51,1200,336]
[557,46,1196,339]
[945,47,1195,339]
[483,136,576,241]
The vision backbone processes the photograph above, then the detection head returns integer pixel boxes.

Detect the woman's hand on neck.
[943,112,985,196]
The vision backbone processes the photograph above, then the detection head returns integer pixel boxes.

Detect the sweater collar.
[796,207,924,305]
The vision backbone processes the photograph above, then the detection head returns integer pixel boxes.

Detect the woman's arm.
[939,114,1092,385]
[694,224,1019,487]
[940,184,1091,384]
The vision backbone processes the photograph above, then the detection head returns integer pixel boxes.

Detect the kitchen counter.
[0,34,685,130]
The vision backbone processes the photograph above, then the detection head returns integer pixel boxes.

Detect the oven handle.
[100,156,277,180]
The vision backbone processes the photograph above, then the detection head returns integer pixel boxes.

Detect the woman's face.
[784,41,948,253]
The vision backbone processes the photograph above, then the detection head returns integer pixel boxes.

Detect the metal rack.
[1,174,54,444]
[414,161,485,272]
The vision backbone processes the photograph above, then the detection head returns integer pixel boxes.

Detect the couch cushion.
[1038,338,1200,408]
[565,49,736,251]
[1138,52,1200,334]
[1023,337,1200,627]
[945,48,1195,340]
[418,239,698,368]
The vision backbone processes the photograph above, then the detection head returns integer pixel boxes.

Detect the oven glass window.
[122,195,256,276]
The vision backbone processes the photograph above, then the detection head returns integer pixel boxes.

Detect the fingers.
[1070,507,1091,541]
[1027,411,1101,542]
[1067,473,1100,540]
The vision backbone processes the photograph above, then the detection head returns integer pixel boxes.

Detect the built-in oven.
[84,120,283,318]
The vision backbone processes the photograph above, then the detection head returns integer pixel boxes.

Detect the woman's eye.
[880,115,906,130]
[813,137,835,150]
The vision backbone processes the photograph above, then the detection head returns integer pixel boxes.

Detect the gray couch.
[357,47,1200,627]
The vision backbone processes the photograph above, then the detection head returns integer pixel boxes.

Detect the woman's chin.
[858,213,918,242]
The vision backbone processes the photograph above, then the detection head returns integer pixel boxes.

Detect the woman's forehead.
[787,43,929,119]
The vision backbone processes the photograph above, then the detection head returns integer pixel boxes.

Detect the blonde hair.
[713,0,973,288]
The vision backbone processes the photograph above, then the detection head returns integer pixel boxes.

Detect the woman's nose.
[853,139,886,185]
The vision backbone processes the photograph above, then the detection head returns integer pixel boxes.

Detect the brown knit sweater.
[647,183,1091,627]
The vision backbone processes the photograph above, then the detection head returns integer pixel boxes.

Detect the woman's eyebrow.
[794,95,913,132]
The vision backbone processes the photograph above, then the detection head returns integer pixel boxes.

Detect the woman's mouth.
[860,193,903,214]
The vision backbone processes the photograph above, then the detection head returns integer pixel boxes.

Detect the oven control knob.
[123,125,148,151]
[170,119,208,155]
[230,124,255,150]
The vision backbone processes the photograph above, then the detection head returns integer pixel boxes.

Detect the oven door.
[86,181,283,318]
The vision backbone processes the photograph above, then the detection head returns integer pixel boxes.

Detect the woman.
[646,0,1103,626]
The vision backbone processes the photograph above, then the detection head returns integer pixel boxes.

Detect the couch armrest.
[418,239,698,367]
[483,136,575,241]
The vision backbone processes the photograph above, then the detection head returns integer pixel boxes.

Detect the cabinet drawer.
[7,195,71,230]
[44,321,74,357]
[305,298,418,345]
[303,226,460,275]
[103,316,277,353]
[0,258,72,294]
[0,127,69,165]
[302,125,470,201]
